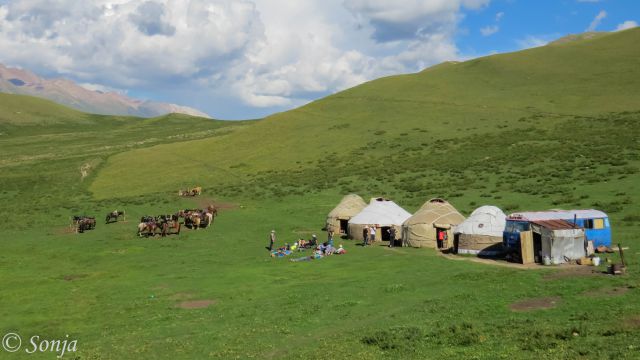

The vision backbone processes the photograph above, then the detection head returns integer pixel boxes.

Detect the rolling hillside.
[0,94,247,228]
[90,28,640,209]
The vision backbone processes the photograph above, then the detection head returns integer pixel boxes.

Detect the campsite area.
[1,29,640,359]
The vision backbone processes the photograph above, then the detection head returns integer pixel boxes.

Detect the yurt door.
[339,219,349,234]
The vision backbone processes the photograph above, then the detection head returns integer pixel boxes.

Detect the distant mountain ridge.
[0,64,210,118]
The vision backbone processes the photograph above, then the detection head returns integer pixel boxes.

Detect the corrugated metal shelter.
[402,198,465,248]
[506,209,611,248]
[348,198,411,241]
[509,209,607,222]
[530,220,586,264]
[325,194,367,235]
[454,205,506,255]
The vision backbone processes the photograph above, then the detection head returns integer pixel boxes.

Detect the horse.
[137,221,158,237]
[186,213,201,229]
[140,215,154,223]
[105,210,125,224]
[178,186,202,197]
[74,216,96,233]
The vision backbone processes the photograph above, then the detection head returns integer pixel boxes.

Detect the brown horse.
[73,216,96,233]
[137,221,158,237]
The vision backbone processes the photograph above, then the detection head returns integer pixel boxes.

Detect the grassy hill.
[0,94,248,228]
[90,29,640,205]
[1,29,639,359]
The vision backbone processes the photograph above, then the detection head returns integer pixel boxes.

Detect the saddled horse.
[155,214,181,236]
[187,212,202,229]
[73,215,96,233]
[137,221,158,237]
[204,205,219,228]
[105,210,125,224]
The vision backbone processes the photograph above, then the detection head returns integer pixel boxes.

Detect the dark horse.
[105,210,126,224]
[73,215,96,233]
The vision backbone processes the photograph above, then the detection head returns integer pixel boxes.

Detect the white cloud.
[615,20,638,31]
[495,11,504,21]
[79,82,126,94]
[586,10,607,31]
[516,35,550,49]
[480,25,499,36]
[0,0,491,117]
[343,0,489,41]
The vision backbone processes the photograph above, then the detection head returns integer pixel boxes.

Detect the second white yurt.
[454,205,506,255]
[348,198,411,242]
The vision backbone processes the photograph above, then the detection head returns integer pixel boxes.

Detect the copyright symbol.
[2,333,21,352]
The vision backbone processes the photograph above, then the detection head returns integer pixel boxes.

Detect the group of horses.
[72,183,218,237]
[137,214,181,237]
[178,186,202,197]
[137,205,218,237]
[72,216,96,233]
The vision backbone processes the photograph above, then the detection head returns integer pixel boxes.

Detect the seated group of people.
[289,242,346,262]
[270,234,347,260]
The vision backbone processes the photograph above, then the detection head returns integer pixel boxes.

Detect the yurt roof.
[419,198,452,211]
[405,199,465,226]
[454,205,506,237]
[349,198,411,226]
[327,194,367,219]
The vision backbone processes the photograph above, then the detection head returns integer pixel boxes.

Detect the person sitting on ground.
[318,242,327,253]
[335,244,346,255]
[324,243,335,255]
[310,234,318,247]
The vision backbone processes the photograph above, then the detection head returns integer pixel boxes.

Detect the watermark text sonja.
[2,332,77,358]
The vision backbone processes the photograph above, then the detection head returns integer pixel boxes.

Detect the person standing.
[388,227,396,248]
[363,225,369,246]
[328,226,335,247]
[269,230,276,251]
[437,230,445,249]
[369,225,377,243]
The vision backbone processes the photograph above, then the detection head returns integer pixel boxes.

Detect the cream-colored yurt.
[348,198,411,242]
[453,206,506,255]
[326,194,367,235]
[402,198,465,248]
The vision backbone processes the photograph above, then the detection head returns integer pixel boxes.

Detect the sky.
[0,0,637,119]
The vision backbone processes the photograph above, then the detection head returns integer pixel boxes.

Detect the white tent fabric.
[349,198,412,226]
[454,206,506,237]
[348,198,411,241]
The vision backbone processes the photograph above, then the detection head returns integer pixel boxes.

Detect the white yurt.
[454,205,506,255]
[348,198,412,242]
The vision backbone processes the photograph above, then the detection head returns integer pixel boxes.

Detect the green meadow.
[1,29,639,359]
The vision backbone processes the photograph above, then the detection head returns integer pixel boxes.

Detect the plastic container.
[543,256,551,266]
[593,257,601,266]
